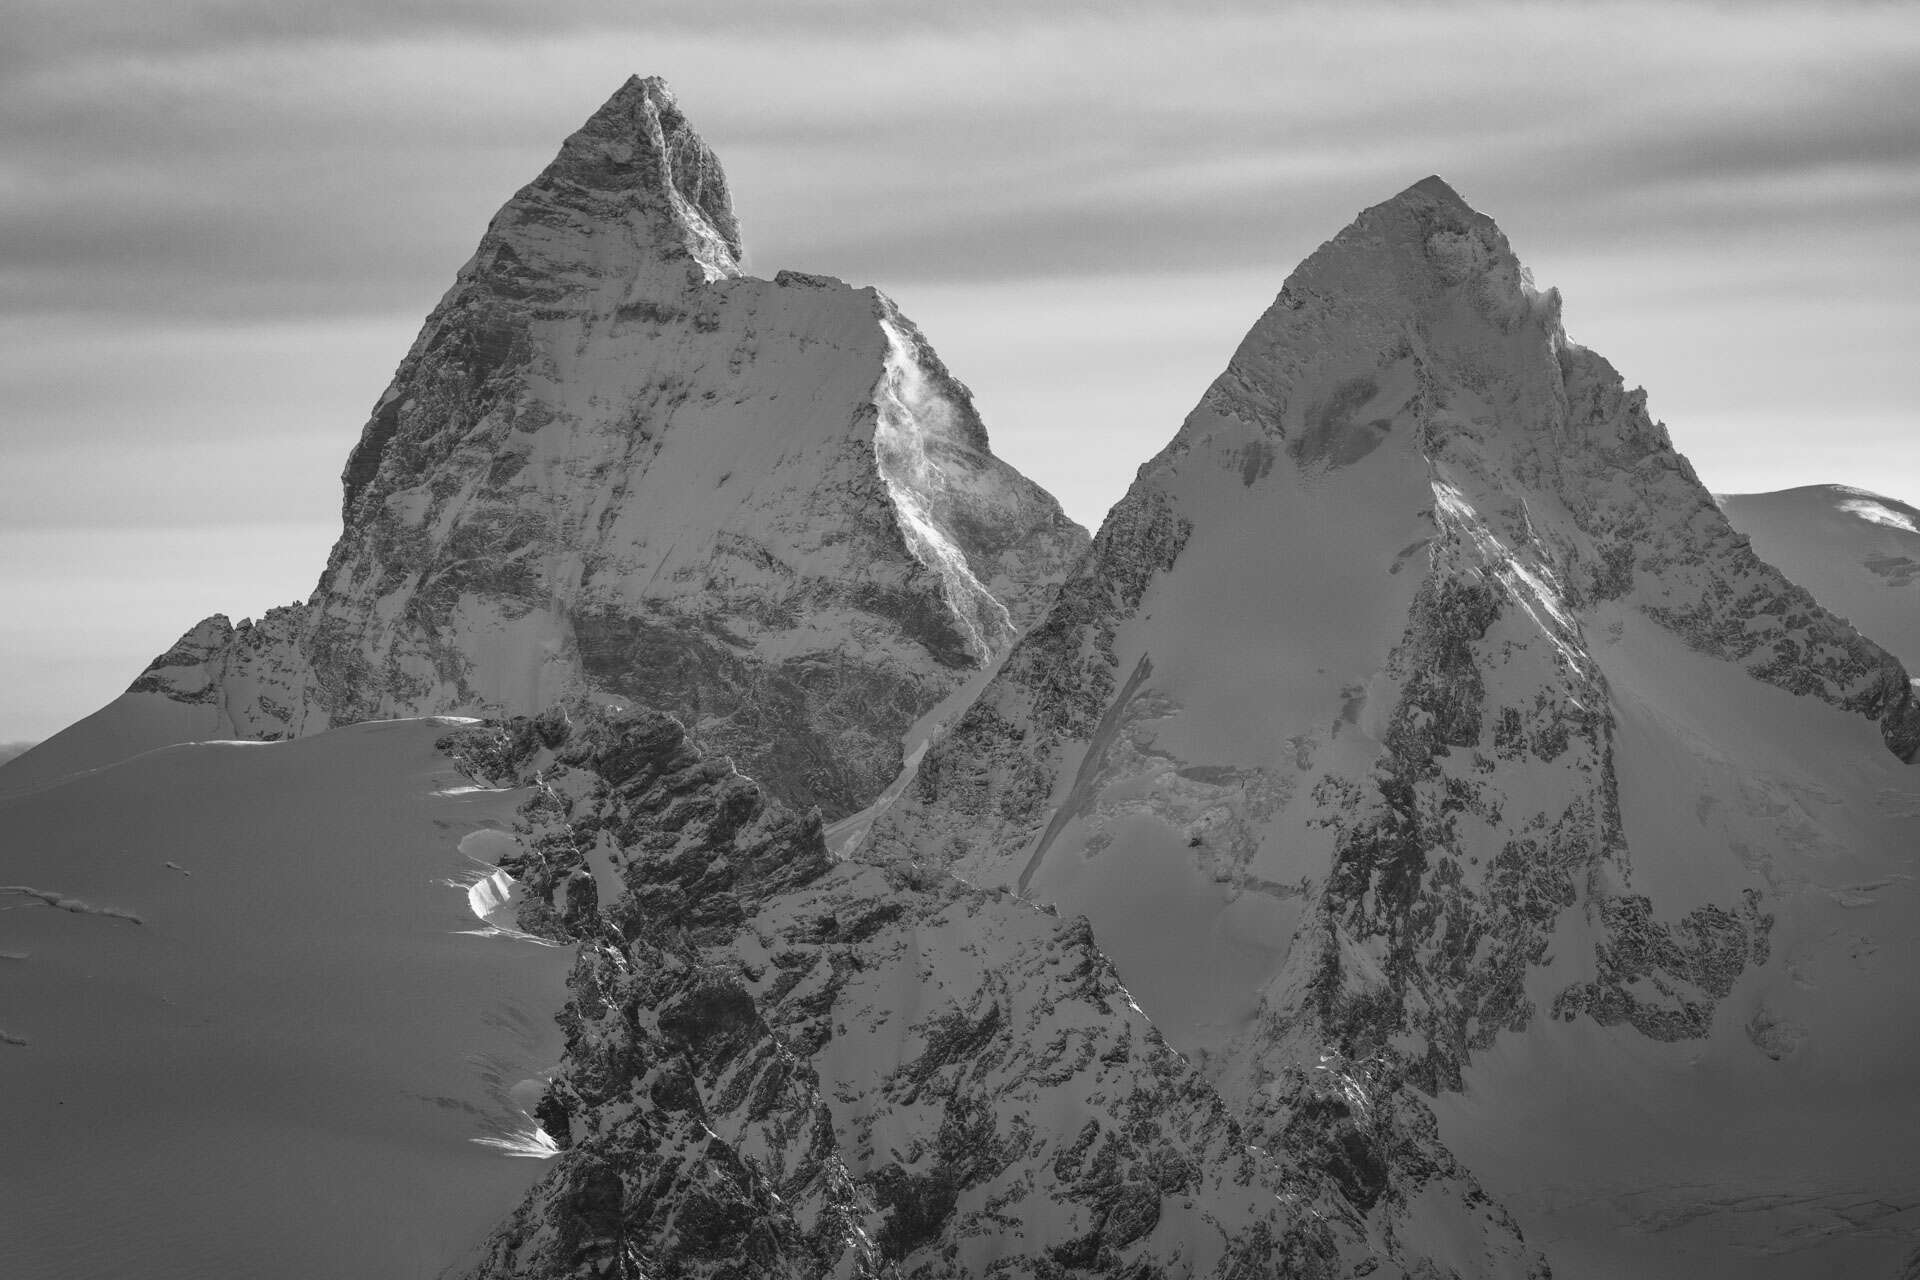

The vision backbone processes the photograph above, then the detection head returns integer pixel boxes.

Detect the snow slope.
[1432,606,1920,1277]
[1720,483,1920,672]
[869,176,1920,1275]
[0,689,225,799]
[0,718,572,1280]
[11,76,1085,819]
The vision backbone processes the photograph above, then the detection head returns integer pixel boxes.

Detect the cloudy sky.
[3,1,1917,743]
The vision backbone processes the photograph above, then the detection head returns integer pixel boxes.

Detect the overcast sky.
[3,1,1917,742]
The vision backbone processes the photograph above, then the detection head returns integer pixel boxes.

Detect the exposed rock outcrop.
[442,707,1532,1278]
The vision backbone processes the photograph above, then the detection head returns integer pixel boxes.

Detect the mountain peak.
[1348,172,1509,269]
[1398,173,1471,209]
[612,71,672,100]
[1258,169,1553,343]
[49,76,1089,822]
[532,72,743,273]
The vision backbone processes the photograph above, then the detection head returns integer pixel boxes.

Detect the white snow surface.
[0,690,226,800]
[0,718,571,1279]
[1720,483,1920,670]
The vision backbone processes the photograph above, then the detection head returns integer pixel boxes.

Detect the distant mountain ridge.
[1718,483,1920,675]
[5,76,1086,818]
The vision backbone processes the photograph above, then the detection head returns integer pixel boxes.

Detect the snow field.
[0,719,573,1280]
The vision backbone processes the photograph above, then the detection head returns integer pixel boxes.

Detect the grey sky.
[3,1,1917,741]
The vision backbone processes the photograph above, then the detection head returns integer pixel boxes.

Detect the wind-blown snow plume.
[874,318,1015,663]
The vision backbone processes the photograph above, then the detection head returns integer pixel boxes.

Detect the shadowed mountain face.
[867,177,1920,1277]
[8,76,1086,819]
[1719,483,1920,674]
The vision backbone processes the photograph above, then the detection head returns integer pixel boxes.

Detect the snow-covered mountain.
[867,177,1920,1277]
[4,76,1085,819]
[1720,484,1920,673]
[8,75,1918,1280]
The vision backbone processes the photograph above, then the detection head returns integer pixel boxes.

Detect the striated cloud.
[3,4,1916,312]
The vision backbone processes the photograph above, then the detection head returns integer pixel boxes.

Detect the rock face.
[867,178,1920,1276]
[21,76,1085,818]
[1719,483,1920,672]
[439,707,1533,1279]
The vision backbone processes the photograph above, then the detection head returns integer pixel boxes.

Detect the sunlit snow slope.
[871,176,1920,1277]
[1720,484,1920,672]
[0,718,571,1280]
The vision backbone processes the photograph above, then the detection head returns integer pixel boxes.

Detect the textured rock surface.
[867,177,1920,1275]
[440,707,1526,1279]
[27,76,1085,818]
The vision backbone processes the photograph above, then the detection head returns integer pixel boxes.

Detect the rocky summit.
[14,76,1086,819]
